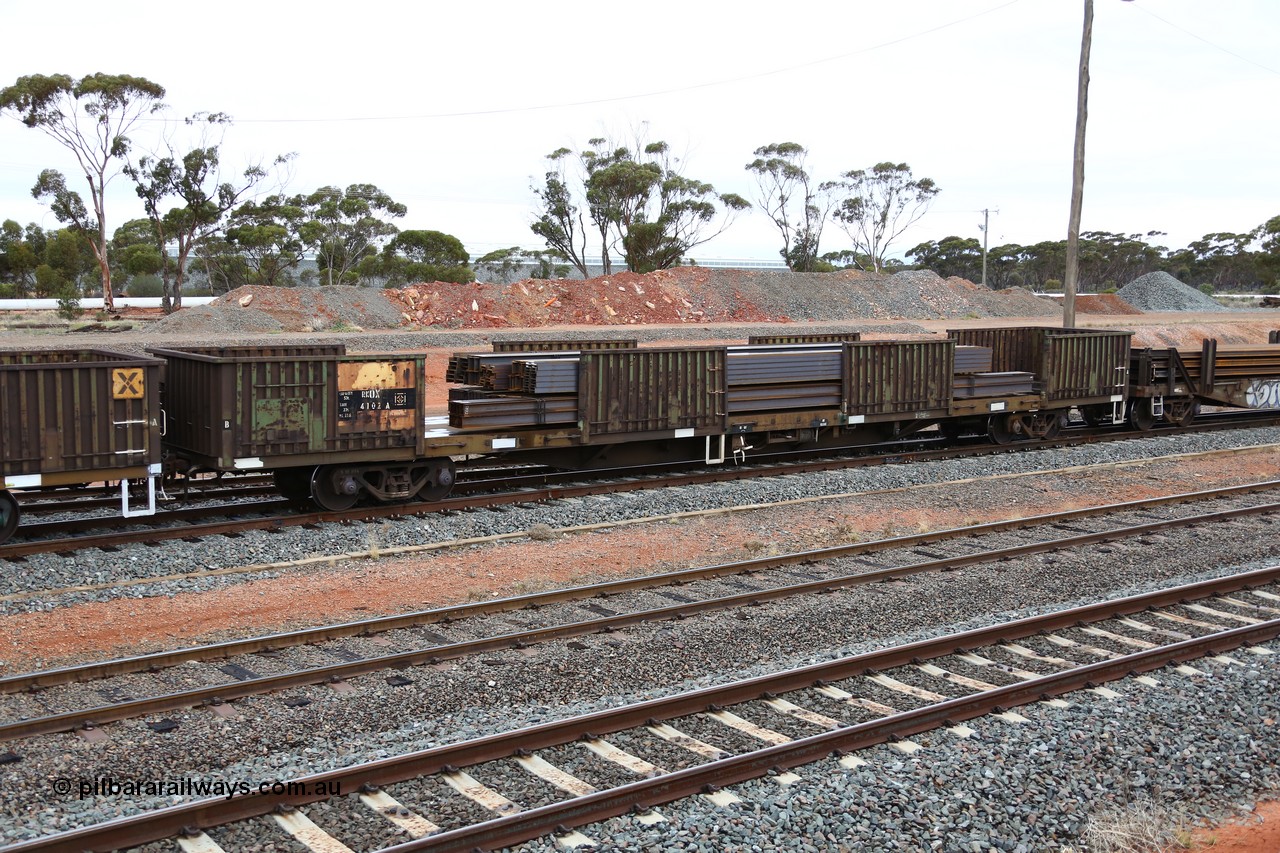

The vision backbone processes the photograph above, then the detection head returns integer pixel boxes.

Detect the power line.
[220,1,1025,125]
[1131,3,1280,76]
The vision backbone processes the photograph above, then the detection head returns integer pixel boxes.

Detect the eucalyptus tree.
[381,230,473,285]
[830,161,939,274]
[125,112,289,310]
[299,184,406,286]
[0,73,166,309]
[222,194,308,287]
[533,135,747,275]
[531,148,592,278]
[744,142,834,272]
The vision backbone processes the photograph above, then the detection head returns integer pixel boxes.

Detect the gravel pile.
[1118,271,1231,312]
[142,304,285,334]
[700,269,1059,322]
[150,285,407,335]
[140,268,1063,336]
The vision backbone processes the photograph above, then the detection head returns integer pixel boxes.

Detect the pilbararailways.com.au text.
[53,776,343,801]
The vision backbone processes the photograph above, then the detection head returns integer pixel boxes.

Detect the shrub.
[1043,278,1063,292]
[55,284,83,321]
[1197,282,1214,296]
[126,274,164,298]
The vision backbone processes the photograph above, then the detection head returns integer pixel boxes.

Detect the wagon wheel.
[987,414,1015,446]
[1166,398,1200,427]
[418,459,457,502]
[1127,398,1156,431]
[1079,404,1110,427]
[311,466,360,512]
[0,492,19,546]
[273,468,316,509]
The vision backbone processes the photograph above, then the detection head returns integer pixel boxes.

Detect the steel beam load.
[953,346,994,374]
[448,394,578,429]
[725,350,843,385]
[953,371,1037,399]
[509,359,580,395]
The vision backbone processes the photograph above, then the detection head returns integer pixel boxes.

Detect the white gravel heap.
[1117,272,1230,312]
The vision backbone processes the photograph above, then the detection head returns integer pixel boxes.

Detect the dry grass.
[527,523,557,542]
[1081,802,1196,853]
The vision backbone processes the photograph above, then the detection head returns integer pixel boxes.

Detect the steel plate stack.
[725,346,844,413]
[448,394,578,429]
[953,345,994,374]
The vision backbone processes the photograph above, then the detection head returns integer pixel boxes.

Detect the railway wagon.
[947,326,1133,441]
[0,349,163,541]
[1128,339,1280,428]
[146,344,454,511]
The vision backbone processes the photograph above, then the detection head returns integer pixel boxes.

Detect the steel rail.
[5,568,1278,853]
[3,490,1277,741]
[386,617,1280,853]
[3,409,1278,561]
[5,477,1277,694]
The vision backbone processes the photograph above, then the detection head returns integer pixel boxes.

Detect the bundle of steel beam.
[509,358,580,394]
[446,351,582,390]
[952,371,1037,398]
[1174,345,1280,380]
[448,394,578,429]
[493,339,637,352]
[746,333,861,345]
[953,345,994,374]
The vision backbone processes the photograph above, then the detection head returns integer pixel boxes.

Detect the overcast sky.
[1,0,1277,265]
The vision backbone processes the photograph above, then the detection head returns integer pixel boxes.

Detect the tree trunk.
[1064,0,1093,329]
[94,247,114,312]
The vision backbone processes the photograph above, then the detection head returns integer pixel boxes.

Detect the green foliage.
[55,281,83,320]
[906,236,982,282]
[110,218,163,291]
[0,220,43,296]
[298,184,406,286]
[126,274,164,297]
[1043,278,1063,292]
[222,195,307,287]
[532,132,747,275]
[1197,282,1214,295]
[475,247,570,283]
[382,230,473,285]
[124,119,287,311]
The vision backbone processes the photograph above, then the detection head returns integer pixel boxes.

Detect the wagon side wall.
[0,349,161,482]
[842,340,955,417]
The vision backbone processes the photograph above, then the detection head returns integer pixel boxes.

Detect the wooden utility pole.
[980,208,991,288]
[1063,0,1093,329]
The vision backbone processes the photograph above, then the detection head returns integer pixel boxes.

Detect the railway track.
[3,410,1278,561]
[3,478,1277,744]
[6,568,1277,852]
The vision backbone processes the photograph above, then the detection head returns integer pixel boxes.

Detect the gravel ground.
[5,425,1280,613]
[1,451,1279,848]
